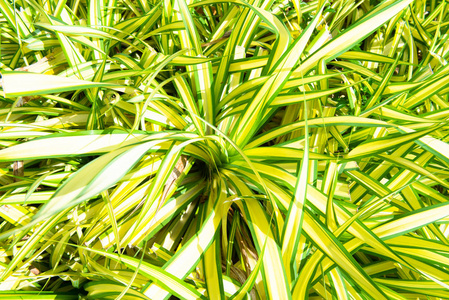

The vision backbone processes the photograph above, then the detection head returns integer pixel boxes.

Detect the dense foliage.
[1,0,449,298]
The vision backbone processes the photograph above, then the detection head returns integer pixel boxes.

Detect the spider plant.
[1,0,449,298]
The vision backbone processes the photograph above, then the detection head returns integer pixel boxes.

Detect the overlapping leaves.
[1,0,449,298]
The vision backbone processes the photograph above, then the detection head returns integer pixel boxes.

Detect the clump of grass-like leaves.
[1,0,449,299]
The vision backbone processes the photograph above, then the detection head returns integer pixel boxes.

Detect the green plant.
[1,0,449,299]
